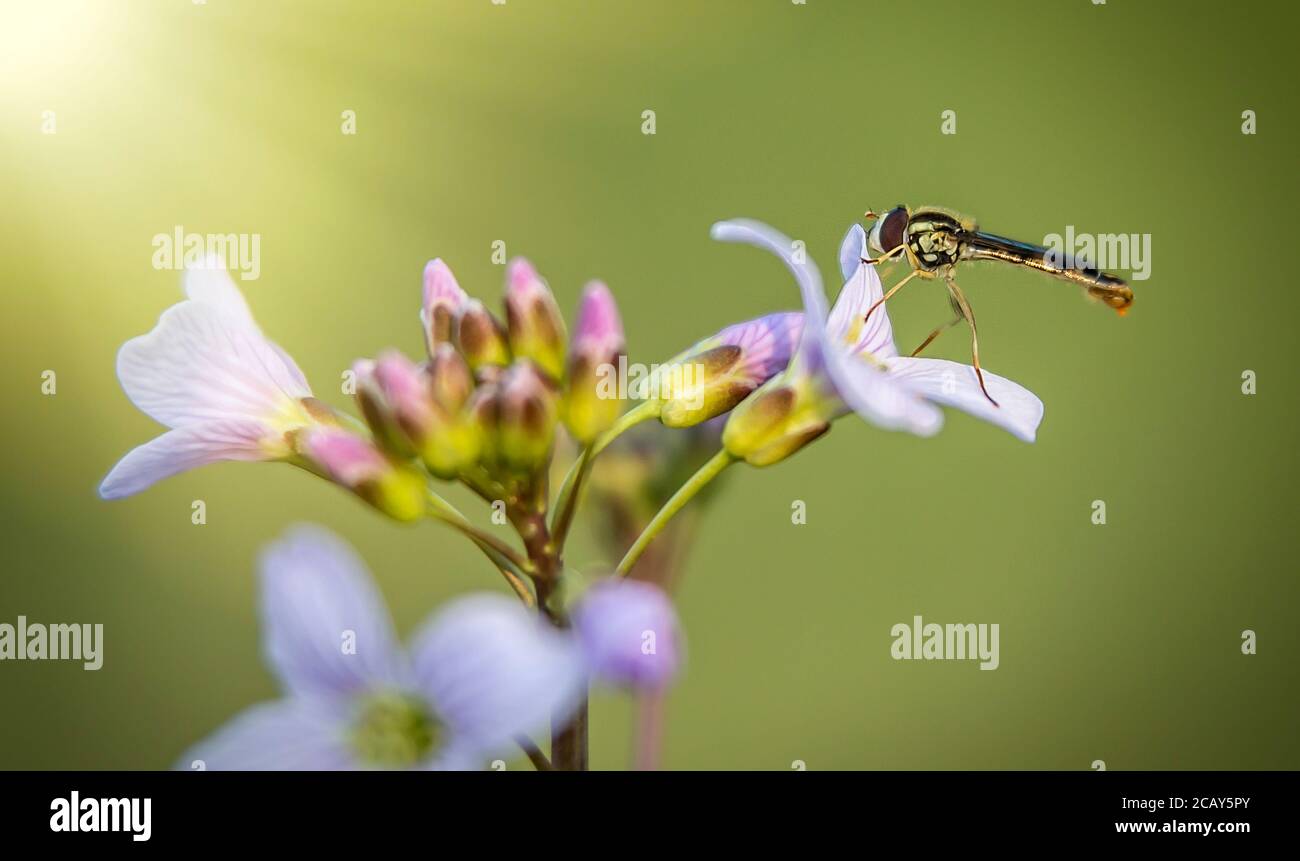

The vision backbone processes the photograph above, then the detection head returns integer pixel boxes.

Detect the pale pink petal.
[885,357,1044,442]
[183,254,255,324]
[116,296,311,429]
[98,418,272,500]
[829,224,898,359]
[824,349,944,437]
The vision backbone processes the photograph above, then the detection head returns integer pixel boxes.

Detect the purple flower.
[181,525,585,770]
[573,579,683,691]
[714,219,1043,465]
[100,257,322,499]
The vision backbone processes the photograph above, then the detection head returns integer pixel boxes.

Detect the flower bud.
[467,383,502,471]
[420,259,468,355]
[299,426,426,521]
[562,281,624,444]
[419,344,482,479]
[504,258,567,380]
[573,579,682,691]
[455,299,510,372]
[496,360,557,473]
[643,311,802,429]
[353,359,412,458]
[721,376,831,467]
[426,343,473,415]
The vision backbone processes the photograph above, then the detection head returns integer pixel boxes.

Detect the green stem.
[615,449,735,577]
[548,445,591,551]
[425,488,535,604]
[549,401,656,547]
[426,490,528,569]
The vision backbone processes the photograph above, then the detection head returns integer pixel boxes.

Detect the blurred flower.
[714,220,1044,466]
[583,419,724,584]
[420,259,469,356]
[100,257,324,500]
[504,258,567,380]
[573,579,682,691]
[180,525,584,770]
[562,281,625,444]
[300,427,427,522]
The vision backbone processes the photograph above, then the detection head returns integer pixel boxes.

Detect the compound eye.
[876,206,909,255]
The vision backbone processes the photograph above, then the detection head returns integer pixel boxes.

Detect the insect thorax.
[906,209,966,270]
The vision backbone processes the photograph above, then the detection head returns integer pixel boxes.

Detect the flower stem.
[615,449,734,577]
[516,735,553,771]
[426,490,529,571]
[633,689,666,770]
[425,488,535,604]
[549,401,656,549]
[533,575,588,771]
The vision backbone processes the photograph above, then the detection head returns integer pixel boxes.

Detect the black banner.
[2,771,1288,845]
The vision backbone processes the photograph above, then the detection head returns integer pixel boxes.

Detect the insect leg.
[863,269,922,324]
[910,311,963,357]
[860,244,909,266]
[944,275,999,408]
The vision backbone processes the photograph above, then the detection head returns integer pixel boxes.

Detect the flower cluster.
[102,217,1042,770]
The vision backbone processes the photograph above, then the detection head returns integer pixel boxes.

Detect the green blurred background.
[1,0,1295,770]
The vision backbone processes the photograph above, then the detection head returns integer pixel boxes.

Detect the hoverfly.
[862,205,1134,406]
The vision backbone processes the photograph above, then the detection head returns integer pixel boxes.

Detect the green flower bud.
[497,360,558,473]
[456,299,511,372]
[562,281,624,444]
[721,377,832,467]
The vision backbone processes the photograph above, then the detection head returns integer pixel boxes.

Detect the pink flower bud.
[300,427,426,522]
[504,258,567,380]
[421,259,468,355]
[563,281,625,443]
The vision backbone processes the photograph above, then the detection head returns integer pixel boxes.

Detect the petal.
[421,258,468,315]
[573,579,683,690]
[825,350,944,437]
[571,280,624,359]
[711,219,828,371]
[260,525,408,699]
[839,223,867,283]
[116,276,311,429]
[183,254,255,323]
[708,310,804,383]
[177,697,355,771]
[409,594,584,755]
[98,419,272,500]
[885,357,1044,442]
[828,225,899,359]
